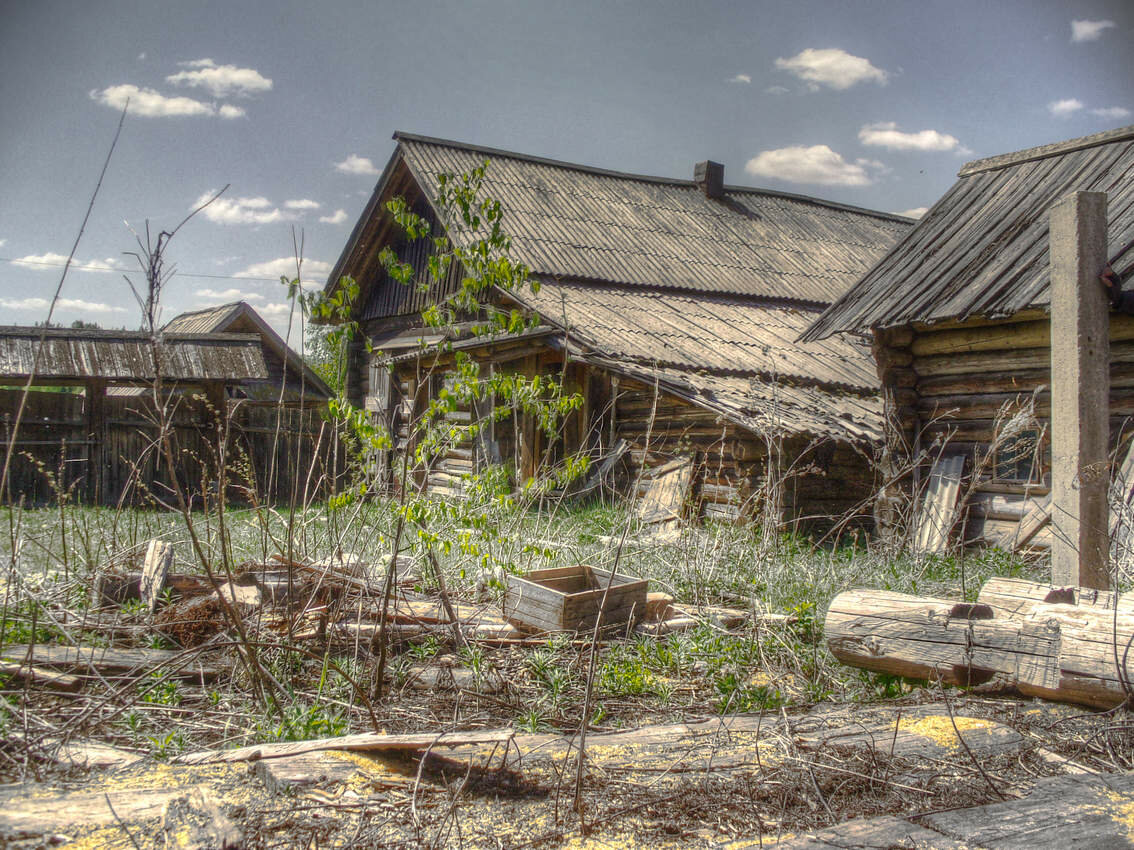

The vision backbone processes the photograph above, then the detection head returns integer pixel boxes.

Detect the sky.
[0,0,1131,340]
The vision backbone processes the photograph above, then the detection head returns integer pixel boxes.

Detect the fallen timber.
[826,578,1134,709]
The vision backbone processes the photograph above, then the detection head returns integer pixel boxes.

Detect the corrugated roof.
[162,303,246,334]
[0,327,267,381]
[514,280,878,393]
[332,133,911,311]
[579,355,881,444]
[805,124,1134,340]
[164,302,333,399]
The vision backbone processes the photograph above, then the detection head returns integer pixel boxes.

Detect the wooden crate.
[503,565,648,634]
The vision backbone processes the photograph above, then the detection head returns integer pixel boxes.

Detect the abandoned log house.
[803,123,1134,551]
[0,306,334,506]
[327,133,913,525]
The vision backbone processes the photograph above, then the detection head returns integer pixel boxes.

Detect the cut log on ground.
[978,576,1134,617]
[0,644,219,681]
[141,539,174,613]
[825,589,1062,690]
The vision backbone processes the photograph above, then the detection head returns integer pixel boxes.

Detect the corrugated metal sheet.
[339,134,910,314]
[163,302,333,399]
[516,280,879,392]
[805,125,1134,339]
[162,303,244,334]
[0,327,267,381]
[582,355,881,444]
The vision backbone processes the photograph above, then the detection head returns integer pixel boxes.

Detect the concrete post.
[1050,190,1110,590]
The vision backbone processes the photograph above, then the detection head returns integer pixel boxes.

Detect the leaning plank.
[0,659,81,691]
[825,589,1062,689]
[1112,438,1134,571]
[174,728,515,765]
[1013,493,1051,551]
[920,773,1134,848]
[141,539,174,613]
[636,456,693,525]
[0,644,219,681]
[916,454,966,553]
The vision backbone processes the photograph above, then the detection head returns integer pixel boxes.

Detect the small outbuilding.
[803,124,1134,551]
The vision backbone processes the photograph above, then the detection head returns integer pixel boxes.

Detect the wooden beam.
[1049,191,1110,590]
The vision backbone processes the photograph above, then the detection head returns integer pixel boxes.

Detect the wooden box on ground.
[503,565,648,634]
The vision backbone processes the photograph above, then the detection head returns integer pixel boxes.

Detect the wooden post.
[518,355,538,484]
[84,379,107,505]
[1050,190,1110,590]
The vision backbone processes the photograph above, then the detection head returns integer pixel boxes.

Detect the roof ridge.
[959,123,1134,177]
[393,131,912,224]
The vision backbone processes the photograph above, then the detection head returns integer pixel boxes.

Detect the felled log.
[828,587,1134,708]
[825,589,1062,690]
[978,576,1134,617]
[0,660,81,691]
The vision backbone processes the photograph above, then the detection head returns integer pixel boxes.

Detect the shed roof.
[804,124,1134,340]
[330,132,911,311]
[0,327,267,382]
[512,280,878,393]
[164,301,333,399]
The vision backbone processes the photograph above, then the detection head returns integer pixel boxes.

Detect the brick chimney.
[694,160,724,199]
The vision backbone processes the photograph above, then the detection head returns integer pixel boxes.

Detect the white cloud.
[137,52,146,61]
[196,193,287,225]
[0,297,125,313]
[284,199,321,211]
[764,85,790,95]
[745,145,872,186]
[195,288,264,301]
[13,252,124,273]
[335,154,380,176]
[727,73,751,84]
[218,104,246,119]
[0,239,6,248]
[774,48,887,91]
[1091,106,1132,120]
[258,302,297,317]
[1071,19,1115,42]
[234,257,333,282]
[1049,98,1085,117]
[858,121,960,152]
[90,84,218,118]
[166,58,272,98]
[319,208,349,225]
[895,207,928,219]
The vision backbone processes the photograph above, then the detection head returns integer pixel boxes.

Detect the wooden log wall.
[614,378,876,528]
[0,387,336,507]
[876,312,1134,550]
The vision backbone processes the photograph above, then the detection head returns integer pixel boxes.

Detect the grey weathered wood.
[0,644,219,681]
[175,728,515,765]
[767,816,967,849]
[1014,493,1052,551]
[825,589,1062,689]
[503,565,647,633]
[920,773,1134,848]
[637,456,694,525]
[0,659,81,691]
[1050,191,1110,589]
[0,785,206,840]
[141,539,174,613]
[916,454,966,553]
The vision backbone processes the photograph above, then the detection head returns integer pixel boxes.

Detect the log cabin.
[803,124,1134,550]
[326,133,912,527]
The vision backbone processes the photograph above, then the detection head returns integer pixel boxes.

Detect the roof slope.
[0,327,266,381]
[332,132,911,309]
[805,124,1134,340]
[164,301,332,399]
[513,281,878,393]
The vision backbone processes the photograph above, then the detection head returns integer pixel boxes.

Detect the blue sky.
[0,0,1130,336]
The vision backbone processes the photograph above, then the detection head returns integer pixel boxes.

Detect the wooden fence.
[0,388,343,507]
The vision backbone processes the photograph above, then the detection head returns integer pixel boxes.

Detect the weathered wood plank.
[916,454,966,553]
[0,644,219,680]
[175,728,515,765]
[920,773,1134,848]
